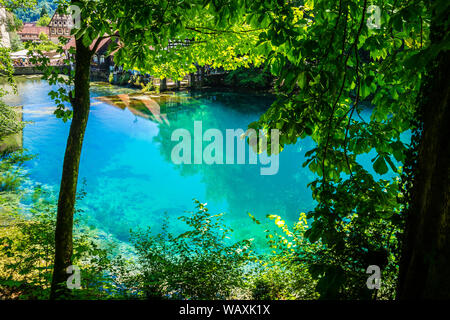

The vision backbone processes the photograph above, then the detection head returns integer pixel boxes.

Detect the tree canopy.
[14,0,56,22]
[241,0,448,298]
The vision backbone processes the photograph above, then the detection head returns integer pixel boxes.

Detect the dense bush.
[224,67,273,89]
[117,73,131,86]
[259,210,400,300]
[0,102,24,141]
[247,263,318,300]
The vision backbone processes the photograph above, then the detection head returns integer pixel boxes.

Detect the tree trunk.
[398,7,450,299]
[160,78,167,91]
[188,73,195,87]
[200,66,205,87]
[50,38,92,299]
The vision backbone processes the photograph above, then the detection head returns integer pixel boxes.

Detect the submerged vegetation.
[0,184,117,299]
[223,67,273,90]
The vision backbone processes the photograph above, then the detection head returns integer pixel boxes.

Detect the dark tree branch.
[185,26,263,35]
[322,0,368,184]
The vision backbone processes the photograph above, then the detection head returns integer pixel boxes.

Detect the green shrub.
[260,210,399,300]
[224,67,273,89]
[118,73,131,85]
[248,264,318,300]
[0,101,24,140]
[128,201,253,300]
[0,151,32,193]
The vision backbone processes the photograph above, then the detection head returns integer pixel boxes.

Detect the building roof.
[61,37,111,53]
[48,12,74,28]
[62,37,76,50]
[61,35,119,60]
[91,37,115,55]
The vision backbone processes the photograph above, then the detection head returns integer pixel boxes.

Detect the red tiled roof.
[62,35,118,57]
[63,37,76,50]
[90,37,111,54]
[17,26,49,36]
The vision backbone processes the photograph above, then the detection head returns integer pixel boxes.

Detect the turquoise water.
[3,77,410,247]
[4,77,318,246]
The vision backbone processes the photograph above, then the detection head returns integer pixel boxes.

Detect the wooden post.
[160,78,167,91]
[188,73,195,87]
[200,66,205,87]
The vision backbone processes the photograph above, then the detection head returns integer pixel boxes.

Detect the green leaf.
[373,156,389,175]
[298,71,306,89]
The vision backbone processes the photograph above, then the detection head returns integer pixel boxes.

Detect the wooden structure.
[48,12,73,43]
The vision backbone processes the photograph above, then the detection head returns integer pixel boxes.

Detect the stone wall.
[0,7,11,48]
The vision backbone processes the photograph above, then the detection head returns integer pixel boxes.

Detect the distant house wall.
[12,12,74,44]
[92,54,114,71]
[16,23,50,42]
[0,8,10,48]
[48,13,73,43]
